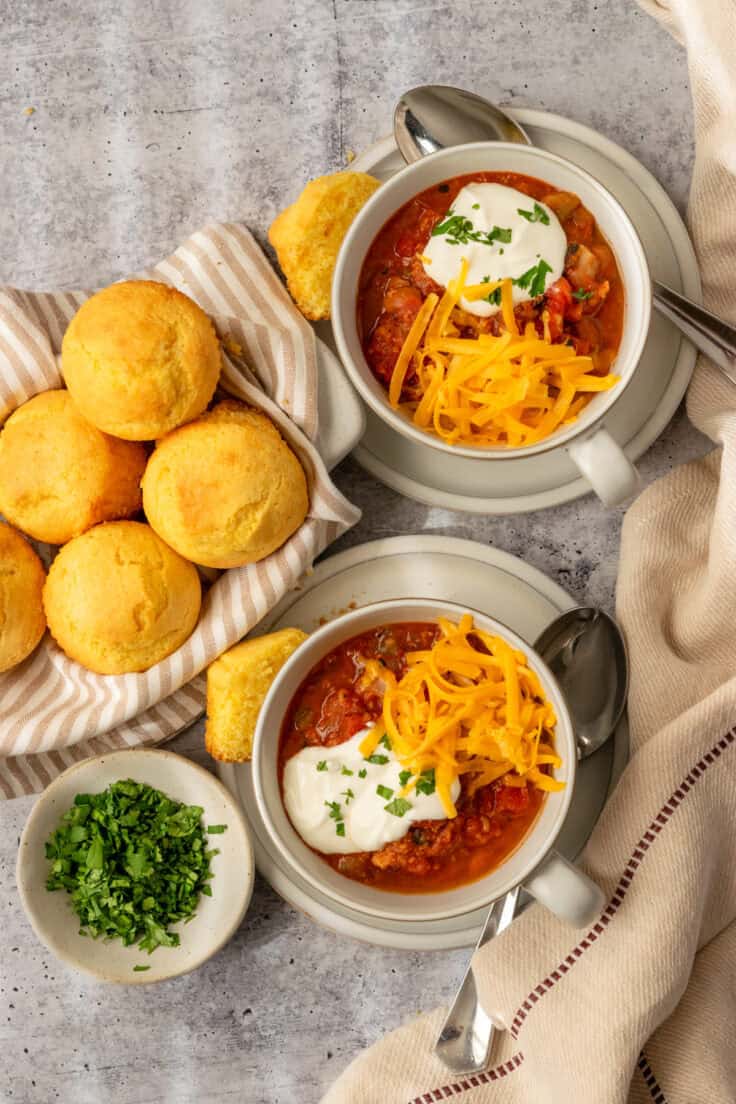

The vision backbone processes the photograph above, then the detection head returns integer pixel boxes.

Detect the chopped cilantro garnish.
[384,797,412,818]
[358,768,367,779]
[379,732,392,750]
[398,769,412,787]
[472,202,480,209]
[325,801,343,821]
[517,202,550,225]
[335,822,346,837]
[431,214,511,248]
[207,824,227,834]
[341,789,355,805]
[487,225,512,245]
[515,259,552,298]
[416,768,436,796]
[376,784,394,800]
[340,766,354,776]
[366,754,389,765]
[573,288,593,301]
[486,286,502,306]
[133,965,151,972]
[44,779,219,955]
[316,761,328,772]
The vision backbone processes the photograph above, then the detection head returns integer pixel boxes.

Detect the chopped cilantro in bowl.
[44,779,226,955]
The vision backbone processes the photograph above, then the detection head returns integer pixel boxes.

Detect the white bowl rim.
[332,139,652,460]
[16,747,255,985]
[252,597,577,923]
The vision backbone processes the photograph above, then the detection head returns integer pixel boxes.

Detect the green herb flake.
[44,779,219,955]
[358,768,367,779]
[341,788,355,805]
[514,259,552,298]
[431,214,511,248]
[517,201,550,225]
[316,760,328,772]
[398,770,412,788]
[335,822,346,837]
[376,784,394,800]
[487,225,512,245]
[325,801,343,821]
[384,797,413,818]
[379,732,392,750]
[573,288,593,301]
[340,766,354,776]
[366,754,389,765]
[472,203,480,209]
[133,965,151,972]
[416,768,436,796]
[207,824,227,835]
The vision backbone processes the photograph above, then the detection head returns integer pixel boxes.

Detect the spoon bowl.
[535,607,628,760]
[394,85,530,162]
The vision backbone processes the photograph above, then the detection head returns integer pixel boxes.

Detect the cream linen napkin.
[0,223,360,799]
[322,2,736,1102]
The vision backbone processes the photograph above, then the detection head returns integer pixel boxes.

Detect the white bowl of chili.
[252,598,605,927]
[331,142,651,507]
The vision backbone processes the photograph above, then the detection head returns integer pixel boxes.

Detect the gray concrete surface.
[0,2,707,1102]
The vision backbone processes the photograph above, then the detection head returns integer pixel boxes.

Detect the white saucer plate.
[335,109,701,514]
[218,535,628,950]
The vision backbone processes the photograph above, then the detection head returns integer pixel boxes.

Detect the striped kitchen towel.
[0,222,361,798]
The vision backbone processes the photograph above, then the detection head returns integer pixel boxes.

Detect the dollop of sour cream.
[421,182,567,318]
[283,727,460,855]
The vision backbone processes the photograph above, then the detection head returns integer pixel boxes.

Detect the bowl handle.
[523,849,606,928]
[567,427,640,506]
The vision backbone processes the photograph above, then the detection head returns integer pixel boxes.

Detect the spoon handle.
[652,281,736,385]
[434,886,520,1074]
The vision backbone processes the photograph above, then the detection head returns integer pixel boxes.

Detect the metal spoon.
[394,85,530,162]
[434,606,628,1074]
[394,84,736,383]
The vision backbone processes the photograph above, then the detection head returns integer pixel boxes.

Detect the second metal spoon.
[434,606,628,1074]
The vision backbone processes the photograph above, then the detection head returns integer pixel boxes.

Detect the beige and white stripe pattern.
[0,222,360,798]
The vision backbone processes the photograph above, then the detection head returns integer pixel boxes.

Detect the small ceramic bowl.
[331,141,651,506]
[253,598,605,927]
[16,748,254,984]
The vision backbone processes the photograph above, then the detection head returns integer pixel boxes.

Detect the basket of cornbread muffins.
[0,223,361,795]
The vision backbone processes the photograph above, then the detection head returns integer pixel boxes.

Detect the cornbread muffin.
[141,400,309,569]
[205,628,308,762]
[61,280,221,440]
[43,521,201,674]
[0,523,46,673]
[0,390,147,544]
[269,171,381,319]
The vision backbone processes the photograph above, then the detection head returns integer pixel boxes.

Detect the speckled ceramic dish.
[16,749,254,984]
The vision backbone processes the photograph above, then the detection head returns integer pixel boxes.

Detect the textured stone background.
[1,2,706,1102]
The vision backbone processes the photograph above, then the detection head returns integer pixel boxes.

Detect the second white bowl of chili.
[252,599,605,927]
[331,142,651,507]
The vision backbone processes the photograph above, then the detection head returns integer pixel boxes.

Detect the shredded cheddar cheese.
[358,614,563,819]
[387,271,618,448]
